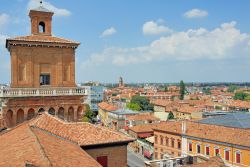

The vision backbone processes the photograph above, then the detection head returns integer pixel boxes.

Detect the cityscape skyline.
[1,0,250,83]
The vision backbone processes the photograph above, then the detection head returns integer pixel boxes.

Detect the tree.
[244,95,250,101]
[130,95,153,111]
[202,87,211,95]
[179,80,185,100]
[126,103,141,111]
[168,112,174,120]
[234,91,247,100]
[164,86,168,92]
[83,104,95,122]
[228,85,238,93]
[82,116,89,122]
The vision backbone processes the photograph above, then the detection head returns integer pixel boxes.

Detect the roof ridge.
[31,125,78,145]
[28,126,53,167]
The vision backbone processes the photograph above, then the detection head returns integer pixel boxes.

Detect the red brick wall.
[85,145,127,167]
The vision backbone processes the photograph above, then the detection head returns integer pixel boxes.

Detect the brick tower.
[1,2,86,127]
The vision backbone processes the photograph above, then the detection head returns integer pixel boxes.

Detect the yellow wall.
[154,131,182,159]
[98,108,109,126]
[187,138,250,167]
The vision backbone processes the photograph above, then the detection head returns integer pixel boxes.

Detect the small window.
[189,143,192,152]
[40,74,50,85]
[197,144,201,154]
[39,21,45,33]
[178,140,181,149]
[160,136,163,145]
[205,146,210,156]
[236,151,241,164]
[225,150,230,161]
[215,148,220,156]
[165,137,169,146]
[171,139,175,148]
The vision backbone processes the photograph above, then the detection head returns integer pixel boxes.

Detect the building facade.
[83,86,105,112]
[153,121,250,167]
[0,4,85,127]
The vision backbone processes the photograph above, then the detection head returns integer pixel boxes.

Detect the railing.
[0,87,86,98]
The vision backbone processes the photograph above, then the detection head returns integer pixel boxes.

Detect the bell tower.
[29,1,54,36]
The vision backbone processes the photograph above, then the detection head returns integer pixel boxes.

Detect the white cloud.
[100,27,117,38]
[143,20,172,35]
[0,13,10,28]
[28,0,71,17]
[82,21,250,67]
[0,34,8,46]
[184,9,208,18]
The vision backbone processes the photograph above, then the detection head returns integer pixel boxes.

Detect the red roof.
[7,35,79,44]
[138,132,153,138]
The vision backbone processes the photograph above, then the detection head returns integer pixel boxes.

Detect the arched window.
[39,21,45,33]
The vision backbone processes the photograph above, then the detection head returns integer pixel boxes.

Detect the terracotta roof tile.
[31,114,134,146]
[129,122,165,133]
[7,35,80,45]
[127,113,160,121]
[0,122,101,167]
[98,102,118,112]
[154,121,250,147]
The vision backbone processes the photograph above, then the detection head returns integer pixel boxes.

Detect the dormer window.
[39,21,45,33]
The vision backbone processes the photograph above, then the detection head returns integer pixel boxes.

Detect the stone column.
[73,106,78,122]
[12,111,17,127]
[24,108,28,121]
[64,106,69,122]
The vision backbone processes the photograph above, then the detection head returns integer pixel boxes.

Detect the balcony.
[0,87,86,98]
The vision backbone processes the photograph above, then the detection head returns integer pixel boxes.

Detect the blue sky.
[1,0,250,83]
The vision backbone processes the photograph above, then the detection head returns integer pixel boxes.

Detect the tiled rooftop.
[126,113,160,121]
[31,114,134,146]
[129,122,164,133]
[7,35,80,45]
[154,121,250,148]
[0,122,101,167]
[98,102,118,112]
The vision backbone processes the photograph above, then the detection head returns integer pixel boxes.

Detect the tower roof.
[31,6,53,13]
[30,0,53,13]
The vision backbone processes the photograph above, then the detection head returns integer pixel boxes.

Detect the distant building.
[98,102,118,126]
[83,86,105,112]
[119,76,124,88]
[153,121,250,167]
[108,109,138,130]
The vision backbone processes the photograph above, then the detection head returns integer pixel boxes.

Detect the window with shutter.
[236,152,241,164]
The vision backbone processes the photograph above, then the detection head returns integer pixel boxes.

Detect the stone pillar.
[12,111,17,127]
[24,108,28,121]
[55,106,59,117]
[64,106,69,122]
[73,106,78,122]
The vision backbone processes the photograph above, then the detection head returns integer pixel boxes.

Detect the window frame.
[224,149,230,161]
[188,142,192,152]
[235,150,241,164]
[196,144,201,154]
[40,74,50,86]
[205,145,210,156]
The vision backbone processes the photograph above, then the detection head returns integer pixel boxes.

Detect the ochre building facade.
[1,5,85,127]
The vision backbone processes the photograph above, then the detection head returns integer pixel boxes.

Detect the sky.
[0,0,250,83]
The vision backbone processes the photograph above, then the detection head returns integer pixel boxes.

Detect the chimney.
[182,121,187,134]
